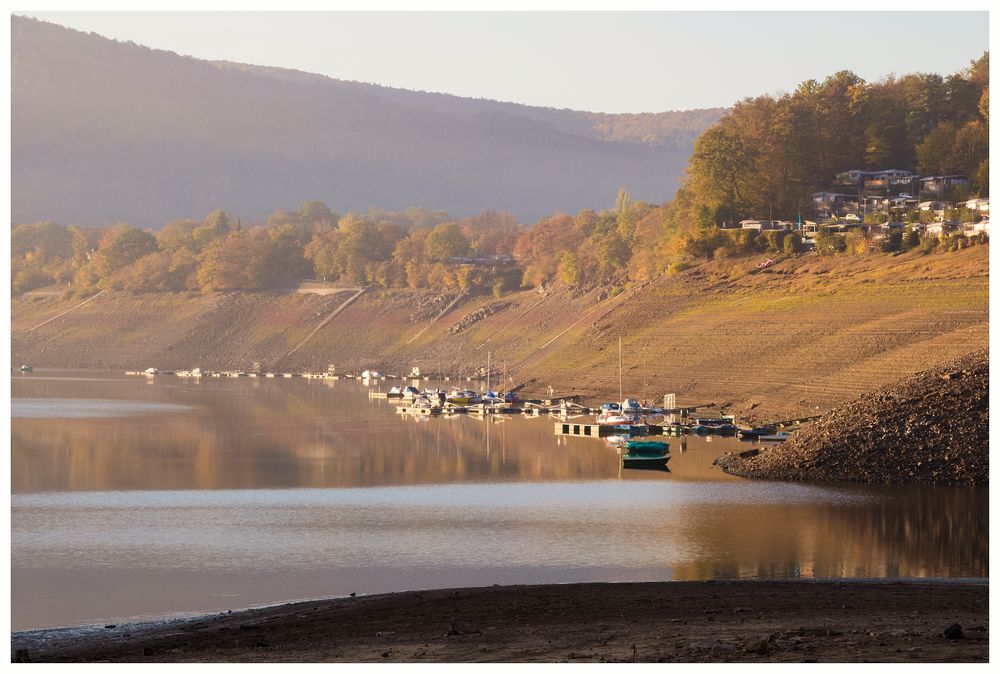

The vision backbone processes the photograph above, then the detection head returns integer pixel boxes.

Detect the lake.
[10,370,988,631]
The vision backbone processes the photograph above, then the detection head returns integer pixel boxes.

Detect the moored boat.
[622,439,670,469]
[596,402,636,425]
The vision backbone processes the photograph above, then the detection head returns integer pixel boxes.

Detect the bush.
[814,229,846,255]
[783,234,802,254]
[918,236,939,254]
[882,230,903,253]
[713,245,735,260]
[667,261,690,276]
[901,228,920,251]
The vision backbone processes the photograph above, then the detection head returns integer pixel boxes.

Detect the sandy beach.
[11,580,988,663]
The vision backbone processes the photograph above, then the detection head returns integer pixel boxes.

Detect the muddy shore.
[11,580,988,663]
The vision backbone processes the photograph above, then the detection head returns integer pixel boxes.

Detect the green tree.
[425,222,470,262]
[783,233,802,254]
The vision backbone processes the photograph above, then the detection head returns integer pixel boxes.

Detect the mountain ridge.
[12,15,725,227]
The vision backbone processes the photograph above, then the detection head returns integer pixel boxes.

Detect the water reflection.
[10,371,989,630]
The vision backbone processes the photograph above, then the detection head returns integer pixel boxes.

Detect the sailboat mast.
[618,337,623,401]
[487,351,491,393]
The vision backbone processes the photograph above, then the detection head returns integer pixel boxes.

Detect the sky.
[15,10,991,113]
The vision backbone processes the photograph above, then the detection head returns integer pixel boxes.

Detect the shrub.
[814,229,846,255]
[667,261,690,276]
[783,234,802,254]
[918,236,939,254]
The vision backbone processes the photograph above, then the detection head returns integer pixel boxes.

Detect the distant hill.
[11,16,726,227]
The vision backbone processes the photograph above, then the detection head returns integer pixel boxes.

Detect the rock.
[943,623,963,639]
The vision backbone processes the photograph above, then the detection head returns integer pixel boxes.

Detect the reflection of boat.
[622,440,670,469]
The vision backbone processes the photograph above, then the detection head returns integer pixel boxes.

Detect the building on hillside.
[891,194,919,207]
[811,192,859,218]
[834,170,876,186]
[863,170,915,191]
[923,221,956,237]
[738,220,793,231]
[962,220,990,237]
[964,198,989,214]
[919,175,970,196]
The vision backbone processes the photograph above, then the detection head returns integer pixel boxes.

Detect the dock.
[554,422,668,438]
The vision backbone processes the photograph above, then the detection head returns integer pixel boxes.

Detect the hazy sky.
[20,11,990,113]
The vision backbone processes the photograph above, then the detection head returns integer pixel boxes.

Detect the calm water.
[11,371,988,630]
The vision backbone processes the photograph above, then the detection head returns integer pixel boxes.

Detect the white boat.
[447,388,482,405]
[758,432,790,442]
[596,402,636,426]
[622,398,642,415]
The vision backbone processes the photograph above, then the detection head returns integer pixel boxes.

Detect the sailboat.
[595,337,641,425]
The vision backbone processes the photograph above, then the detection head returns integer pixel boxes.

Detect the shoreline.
[12,579,989,663]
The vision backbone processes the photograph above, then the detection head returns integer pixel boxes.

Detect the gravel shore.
[716,350,988,485]
[11,580,988,663]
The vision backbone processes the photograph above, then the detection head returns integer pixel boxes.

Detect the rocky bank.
[717,350,988,485]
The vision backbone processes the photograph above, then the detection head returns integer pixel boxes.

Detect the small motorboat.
[19,364,33,372]
[622,440,670,469]
[758,432,791,442]
[737,427,776,439]
[447,389,482,405]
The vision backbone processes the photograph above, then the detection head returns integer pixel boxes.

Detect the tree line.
[11,55,989,298]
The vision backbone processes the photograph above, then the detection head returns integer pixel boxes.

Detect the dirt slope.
[11,246,988,420]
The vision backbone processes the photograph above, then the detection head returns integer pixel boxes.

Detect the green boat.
[622,440,670,469]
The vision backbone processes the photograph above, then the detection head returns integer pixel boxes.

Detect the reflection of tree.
[667,485,987,581]
[11,380,623,491]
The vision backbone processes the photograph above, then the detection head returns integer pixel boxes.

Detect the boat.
[596,402,635,425]
[622,398,642,415]
[622,440,670,469]
[401,386,422,400]
[447,389,481,405]
[481,390,505,408]
[758,432,790,442]
[19,364,33,372]
[737,426,776,439]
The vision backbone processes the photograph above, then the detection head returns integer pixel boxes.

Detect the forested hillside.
[11,15,989,304]
[674,57,989,226]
